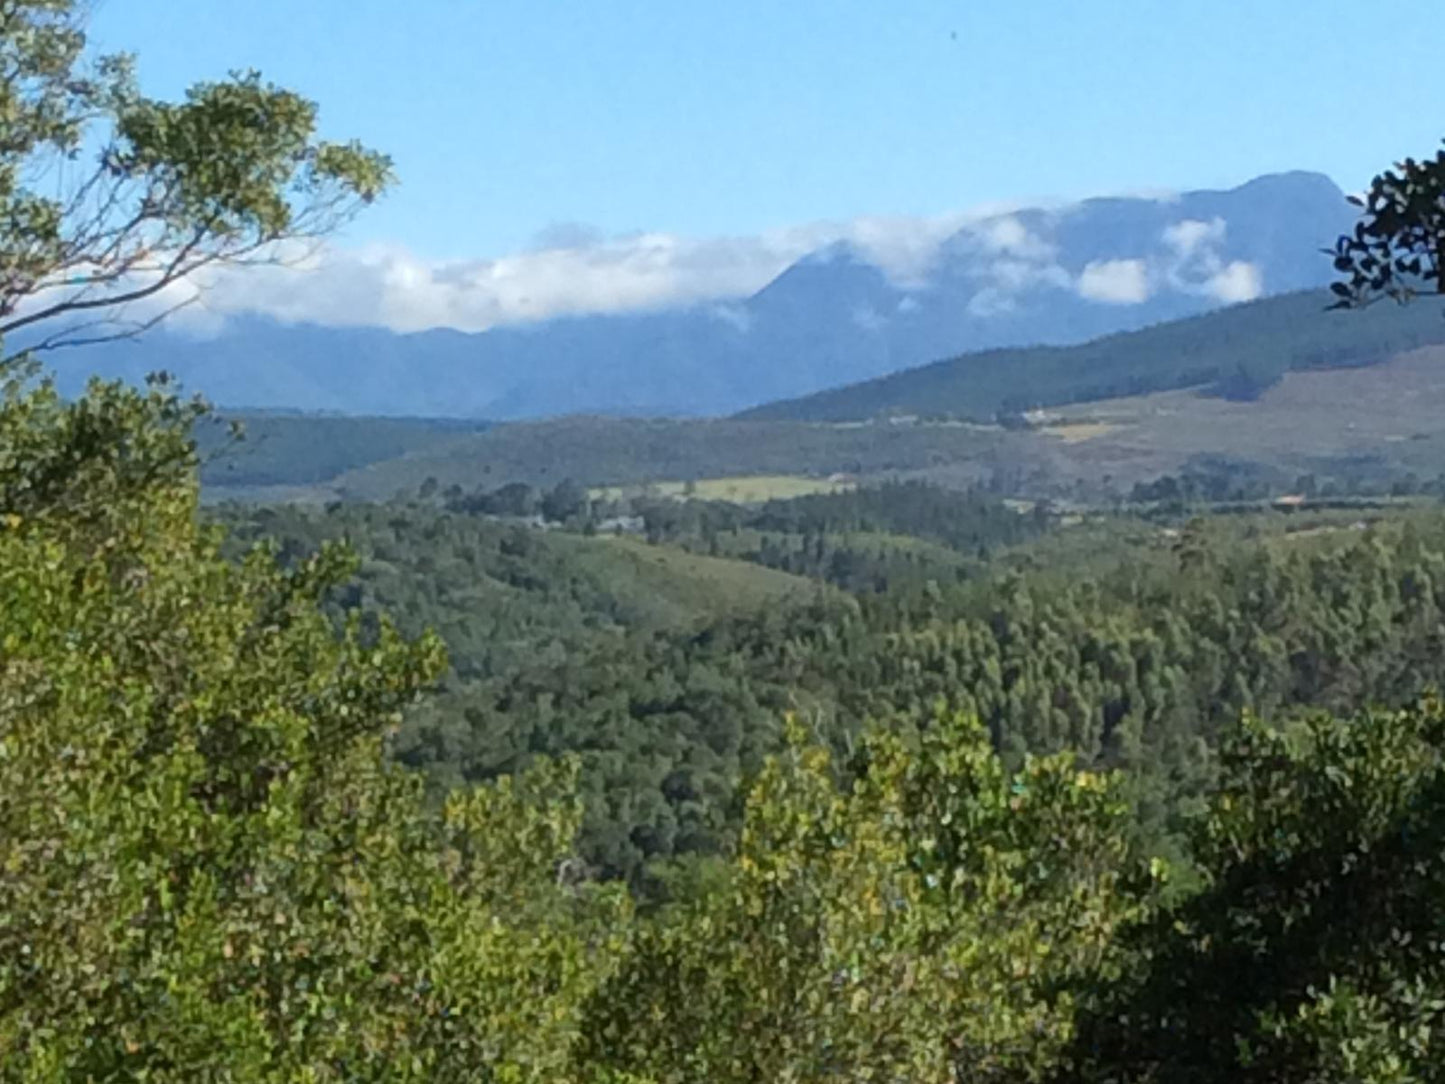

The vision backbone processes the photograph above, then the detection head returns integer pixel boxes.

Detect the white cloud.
[966,287,1018,317]
[1204,261,1263,303]
[1077,259,1151,304]
[976,216,1058,261]
[1162,218,1227,259]
[946,214,1073,302]
[159,210,1011,335]
[1158,218,1262,303]
[48,184,1251,337]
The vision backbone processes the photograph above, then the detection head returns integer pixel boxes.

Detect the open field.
[590,474,856,503]
[1044,422,1117,444]
[1040,345,1445,483]
[572,534,836,621]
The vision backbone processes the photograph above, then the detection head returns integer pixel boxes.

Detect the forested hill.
[213,485,1445,886]
[740,288,1445,423]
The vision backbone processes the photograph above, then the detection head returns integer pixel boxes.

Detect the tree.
[541,477,589,524]
[0,375,628,1079]
[0,1,393,358]
[488,481,538,518]
[1066,700,1445,1083]
[581,713,1161,1083]
[0,11,628,1078]
[1327,139,1445,310]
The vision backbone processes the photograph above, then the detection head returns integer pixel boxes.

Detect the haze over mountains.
[60,171,1354,419]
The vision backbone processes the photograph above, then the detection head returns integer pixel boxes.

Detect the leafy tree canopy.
[1328,140,1445,310]
[0,0,393,357]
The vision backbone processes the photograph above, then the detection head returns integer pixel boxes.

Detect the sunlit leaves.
[0,376,620,1080]
[0,1,394,353]
[583,712,1161,1083]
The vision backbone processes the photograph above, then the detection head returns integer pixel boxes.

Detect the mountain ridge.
[58,170,1356,419]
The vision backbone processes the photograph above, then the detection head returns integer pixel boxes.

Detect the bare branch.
[0,217,219,337]
[21,291,200,355]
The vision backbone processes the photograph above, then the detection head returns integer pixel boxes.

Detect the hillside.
[215,500,832,676]
[199,335,1445,507]
[197,410,489,488]
[260,416,1014,501]
[741,289,1445,422]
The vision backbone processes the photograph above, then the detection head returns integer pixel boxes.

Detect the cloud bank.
[169,211,1003,336]
[138,193,1271,338]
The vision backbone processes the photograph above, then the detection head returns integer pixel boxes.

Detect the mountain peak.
[67,168,1361,420]
[1229,169,1343,198]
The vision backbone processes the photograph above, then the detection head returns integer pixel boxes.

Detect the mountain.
[57,171,1356,419]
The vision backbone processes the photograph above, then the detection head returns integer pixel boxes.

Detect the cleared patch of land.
[1038,346,1445,485]
[1044,422,1117,444]
[554,534,834,623]
[591,474,855,503]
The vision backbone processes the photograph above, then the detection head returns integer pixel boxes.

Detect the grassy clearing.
[560,534,833,622]
[1046,422,1116,444]
[591,474,856,504]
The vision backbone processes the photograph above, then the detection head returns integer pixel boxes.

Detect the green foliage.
[10,25,1445,1078]
[0,373,626,1079]
[224,487,1445,884]
[1067,698,1445,1082]
[14,372,1445,1078]
[1329,140,1445,310]
[0,0,392,354]
[583,713,1160,1083]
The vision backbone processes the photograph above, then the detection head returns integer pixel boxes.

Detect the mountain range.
[54,171,1355,419]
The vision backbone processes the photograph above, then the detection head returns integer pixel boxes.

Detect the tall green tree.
[0,372,628,1084]
[0,0,392,357]
[0,8,627,1079]
[1066,700,1445,1083]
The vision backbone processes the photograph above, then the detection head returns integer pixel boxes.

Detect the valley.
[13,4,1445,1072]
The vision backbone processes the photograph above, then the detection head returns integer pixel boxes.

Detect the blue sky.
[80,1,1445,335]
[90,0,1445,261]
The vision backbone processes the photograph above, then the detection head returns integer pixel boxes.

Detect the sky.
[84,0,1445,332]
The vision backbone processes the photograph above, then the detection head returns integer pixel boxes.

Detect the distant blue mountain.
[54,171,1354,419]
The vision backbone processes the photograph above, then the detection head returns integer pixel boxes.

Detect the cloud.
[708,303,752,333]
[1077,259,1151,304]
[966,287,1018,317]
[976,216,1057,261]
[947,214,1073,300]
[1204,261,1263,303]
[1160,218,1263,303]
[1064,217,1261,308]
[80,187,1250,337]
[162,210,1008,335]
[1162,217,1227,259]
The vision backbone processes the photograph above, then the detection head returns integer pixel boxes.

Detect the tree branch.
[23,292,200,353]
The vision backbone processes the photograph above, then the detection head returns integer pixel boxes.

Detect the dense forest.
[9,5,1445,1079]
[214,485,1445,889]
